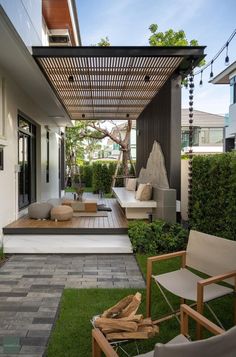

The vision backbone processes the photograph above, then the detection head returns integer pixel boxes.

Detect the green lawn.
[46,255,234,357]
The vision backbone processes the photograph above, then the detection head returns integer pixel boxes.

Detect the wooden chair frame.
[146,250,236,337]
[92,304,224,357]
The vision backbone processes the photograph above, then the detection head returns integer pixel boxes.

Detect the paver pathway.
[0,254,145,356]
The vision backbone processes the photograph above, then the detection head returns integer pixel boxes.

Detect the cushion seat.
[28,202,53,220]
[51,205,73,221]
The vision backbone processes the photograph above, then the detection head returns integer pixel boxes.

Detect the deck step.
[3,234,133,254]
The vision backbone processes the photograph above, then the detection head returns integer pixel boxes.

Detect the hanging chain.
[188,70,194,224]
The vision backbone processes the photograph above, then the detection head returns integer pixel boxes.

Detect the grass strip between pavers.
[46,255,234,357]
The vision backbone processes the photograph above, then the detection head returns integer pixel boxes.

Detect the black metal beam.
[32,45,205,64]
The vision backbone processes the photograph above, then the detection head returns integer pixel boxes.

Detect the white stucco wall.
[0,66,60,238]
[40,126,61,202]
[0,0,43,46]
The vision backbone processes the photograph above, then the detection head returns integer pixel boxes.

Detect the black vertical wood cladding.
[136,76,181,199]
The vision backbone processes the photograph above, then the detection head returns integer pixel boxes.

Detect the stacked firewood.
[94,292,159,340]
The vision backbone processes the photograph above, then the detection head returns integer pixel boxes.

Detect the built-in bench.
[112,187,157,219]
[112,186,176,222]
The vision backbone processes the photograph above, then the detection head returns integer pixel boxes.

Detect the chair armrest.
[92,329,119,357]
[198,270,236,287]
[180,304,224,337]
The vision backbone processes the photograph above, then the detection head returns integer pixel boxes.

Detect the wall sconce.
[0,146,4,170]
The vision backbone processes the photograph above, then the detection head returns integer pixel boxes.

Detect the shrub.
[92,163,103,193]
[190,153,236,240]
[128,219,187,254]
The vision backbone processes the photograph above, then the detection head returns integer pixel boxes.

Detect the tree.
[87,120,134,178]
[97,36,111,47]
[148,24,205,67]
[149,24,199,46]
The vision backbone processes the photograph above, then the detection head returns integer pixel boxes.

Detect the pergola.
[32,46,205,196]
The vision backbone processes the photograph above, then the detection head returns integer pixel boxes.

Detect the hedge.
[190,152,236,240]
[128,220,187,254]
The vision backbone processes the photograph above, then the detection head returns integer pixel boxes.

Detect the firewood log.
[101,295,134,318]
[95,318,138,332]
[119,292,142,318]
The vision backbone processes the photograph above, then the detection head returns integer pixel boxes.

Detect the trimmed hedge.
[128,220,187,254]
[190,153,236,240]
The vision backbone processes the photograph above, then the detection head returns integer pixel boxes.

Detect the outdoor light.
[144,75,150,82]
[210,61,214,78]
[199,71,203,86]
[82,114,85,118]
[126,114,130,118]
[225,42,229,66]
[68,75,74,83]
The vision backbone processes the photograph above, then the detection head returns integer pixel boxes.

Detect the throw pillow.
[126,178,137,191]
[135,183,146,200]
[135,183,152,201]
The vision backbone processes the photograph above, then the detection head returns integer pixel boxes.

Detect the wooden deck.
[3,198,128,235]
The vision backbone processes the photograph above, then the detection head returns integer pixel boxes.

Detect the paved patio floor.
[0,254,145,356]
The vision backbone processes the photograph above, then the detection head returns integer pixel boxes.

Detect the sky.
[76,0,236,116]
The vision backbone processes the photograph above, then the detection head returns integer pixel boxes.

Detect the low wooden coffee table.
[64,199,98,213]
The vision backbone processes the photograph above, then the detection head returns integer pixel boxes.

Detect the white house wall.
[0,0,43,46]
[0,66,60,239]
[40,126,61,202]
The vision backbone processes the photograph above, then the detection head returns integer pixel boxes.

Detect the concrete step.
[3,234,133,254]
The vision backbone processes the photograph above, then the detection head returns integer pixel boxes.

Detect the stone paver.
[0,254,145,356]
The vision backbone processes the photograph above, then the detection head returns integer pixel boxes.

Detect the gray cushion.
[28,202,53,220]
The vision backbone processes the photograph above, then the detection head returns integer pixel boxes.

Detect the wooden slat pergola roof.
[32,46,205,121]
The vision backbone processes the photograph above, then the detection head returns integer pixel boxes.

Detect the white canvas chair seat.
[154,268,233,302]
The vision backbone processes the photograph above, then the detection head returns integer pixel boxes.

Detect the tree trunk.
[122,148,129,186]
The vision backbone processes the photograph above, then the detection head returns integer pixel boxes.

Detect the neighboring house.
[211,61,236,151]
[0,1,81,235]
[181,109,225,154]
[98,110,224,160]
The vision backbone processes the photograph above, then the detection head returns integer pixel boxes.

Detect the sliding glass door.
[18,115,36,210]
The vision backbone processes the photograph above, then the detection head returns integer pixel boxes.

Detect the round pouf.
[51,205,73,221]
[28,202,53,220]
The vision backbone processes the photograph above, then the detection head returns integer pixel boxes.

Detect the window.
[230,76,236,105]
[0,77,6,139]
[46,130,50,183]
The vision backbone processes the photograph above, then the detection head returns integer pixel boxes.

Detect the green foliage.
[190,153,236,240]
[92,163,103,193]
[128,220,187,254]
[149,24,198,46]
[80,164,93,187]
[148,24,205,68]
[97,36,111,47]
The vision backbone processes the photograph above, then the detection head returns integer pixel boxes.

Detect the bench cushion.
[112,187,156,208]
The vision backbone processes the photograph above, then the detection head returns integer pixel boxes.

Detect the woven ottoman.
[50,205,73,221]
[28,202,53,220]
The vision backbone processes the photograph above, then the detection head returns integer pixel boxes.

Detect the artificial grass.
[46,255,234,356]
